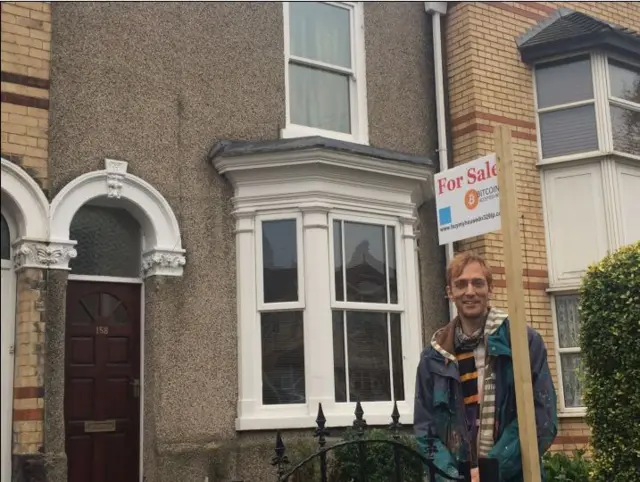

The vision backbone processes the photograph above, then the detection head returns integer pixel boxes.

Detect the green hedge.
[579,241,640,482]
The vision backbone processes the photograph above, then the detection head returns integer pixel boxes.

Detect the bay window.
[534,52,640,414]
[212,139,429,430]
[282,1,369,144]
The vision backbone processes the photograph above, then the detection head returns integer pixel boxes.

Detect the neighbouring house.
[1,2,639,482]
[431,0,640,454]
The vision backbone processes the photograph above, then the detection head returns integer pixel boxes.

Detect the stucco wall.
[47,2,441,480]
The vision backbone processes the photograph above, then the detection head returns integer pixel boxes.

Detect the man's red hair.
[446,251,493,288]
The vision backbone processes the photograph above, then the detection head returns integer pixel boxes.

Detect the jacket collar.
[430,306,509,364]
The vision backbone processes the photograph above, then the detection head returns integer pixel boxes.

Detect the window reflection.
[333,220,397,304]
[262,220,298,303]
[261,311,305,405]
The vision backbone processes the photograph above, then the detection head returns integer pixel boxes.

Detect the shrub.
[579,241,640,482]
[543,450,591,482]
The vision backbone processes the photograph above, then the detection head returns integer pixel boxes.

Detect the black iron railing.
[271,401,500,482]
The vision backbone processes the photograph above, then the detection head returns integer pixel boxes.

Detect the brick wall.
[1,0,51,458]
[1,1,51,188]
[445,1,639,453]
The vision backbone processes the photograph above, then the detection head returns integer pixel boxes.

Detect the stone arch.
[1,158,51,270]
[50,159,186,277]
[0,158,49,241]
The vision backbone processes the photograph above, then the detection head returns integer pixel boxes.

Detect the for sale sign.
[435,153,501,245]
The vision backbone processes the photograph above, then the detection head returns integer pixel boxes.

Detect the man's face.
[447,261,491,320]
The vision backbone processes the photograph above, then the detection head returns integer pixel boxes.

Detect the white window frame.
[533,52,640,166]
[549,291,584,416]
[328,212,407,408]
[534,51,640,415]
[256,212,306,312]
[282,1,369,145]
[254,211,308,416]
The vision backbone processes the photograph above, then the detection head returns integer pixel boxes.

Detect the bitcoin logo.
[464,189,480,210]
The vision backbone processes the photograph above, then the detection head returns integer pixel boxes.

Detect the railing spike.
[352,400,367,437]
[314,403,330,448]
[271,430,290,479]
[389,400,402,440]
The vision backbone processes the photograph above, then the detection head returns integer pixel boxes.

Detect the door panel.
[65,281,140,482]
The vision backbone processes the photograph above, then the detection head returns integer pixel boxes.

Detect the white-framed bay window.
[282,1,369,144]
[213,144,428,430]
[534,52,640,414]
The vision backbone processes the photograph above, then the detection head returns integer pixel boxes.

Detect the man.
[414,252,558,482]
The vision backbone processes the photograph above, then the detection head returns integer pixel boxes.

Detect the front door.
[65,281,141,482]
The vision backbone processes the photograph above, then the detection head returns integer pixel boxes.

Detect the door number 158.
[96,326,109,335]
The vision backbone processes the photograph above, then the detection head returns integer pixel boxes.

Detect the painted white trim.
[0,158,49,242]
[218,145,429,430]
[0,206,17,482]
[549,293,586,414]
[255,212,306,311]
[50,159,186,276]
[282,1,369,145]
[68,274,143,284]
[1,158,51,271]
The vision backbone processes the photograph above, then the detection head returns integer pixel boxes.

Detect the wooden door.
[65,281,141,482]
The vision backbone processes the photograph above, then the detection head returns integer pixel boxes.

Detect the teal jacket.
[414,309,558,482]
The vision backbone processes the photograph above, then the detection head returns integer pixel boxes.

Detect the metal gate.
[271,402,500,481]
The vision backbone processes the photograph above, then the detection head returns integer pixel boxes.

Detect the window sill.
[236,401,413,431]
[558,410,587,419]
[281,125,369,146]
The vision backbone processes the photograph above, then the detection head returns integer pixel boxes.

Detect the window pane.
[346,311,391,402]
[334,220,344,302]
[290,64,351,134]
[333,311,347,402]
[1,214,10,260]
[261,311,305,405]
[390,313,404,401]
[536,58,593,108]
[290,1,351,68]
[386,226,398,304]
[344,222,387,303]
[555,295,581,348]
[609,60,640,103]
[263,219,298,303]
[611,104,640,156]
[539,105,598,158]
[561,353,584,408]
[70,205,141,277]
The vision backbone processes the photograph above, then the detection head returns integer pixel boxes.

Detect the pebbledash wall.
[1,1,52,476]
[444,1,640,454]
[1,2,449,481]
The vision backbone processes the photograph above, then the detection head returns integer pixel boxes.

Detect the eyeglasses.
[452,278,488,291]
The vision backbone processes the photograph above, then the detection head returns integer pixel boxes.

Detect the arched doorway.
[49,159,186,482]
[65,204,143,482]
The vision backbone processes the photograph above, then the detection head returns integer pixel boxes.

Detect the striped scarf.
[453,314,499,460]
[477,311,502,458]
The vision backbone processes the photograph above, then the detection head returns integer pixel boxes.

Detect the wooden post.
[494,125,541,482]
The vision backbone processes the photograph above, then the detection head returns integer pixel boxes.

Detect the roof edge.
[208,136,435,168]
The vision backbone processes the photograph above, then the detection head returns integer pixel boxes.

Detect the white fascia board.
[213,148,432,183]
